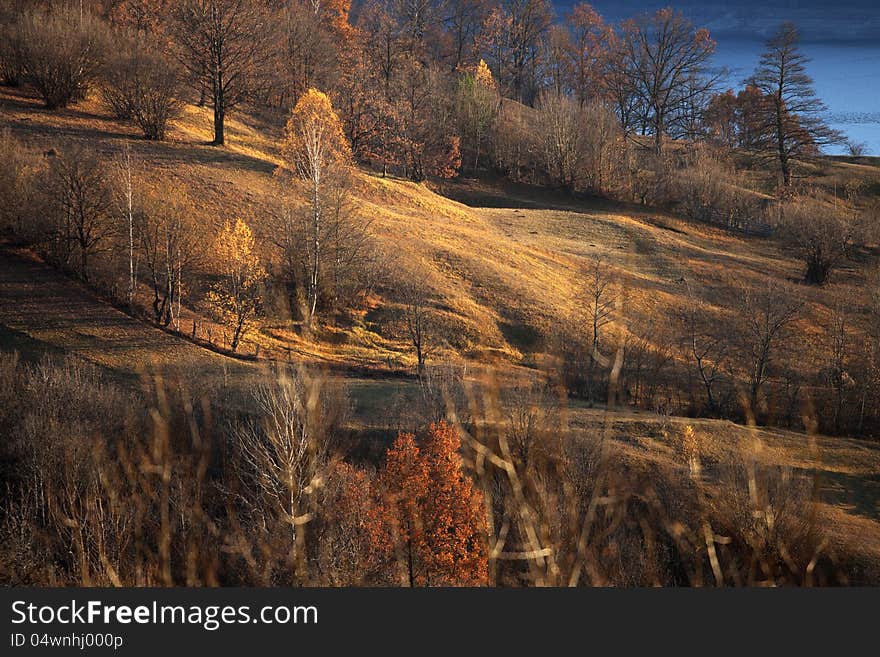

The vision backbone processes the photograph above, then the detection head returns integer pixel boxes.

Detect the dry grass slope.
[2,86,876,375]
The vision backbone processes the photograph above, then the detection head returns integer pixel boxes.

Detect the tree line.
[3,2,867,291]
[0,1,847,185]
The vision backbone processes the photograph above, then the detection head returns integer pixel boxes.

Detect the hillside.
[2,85,875,379]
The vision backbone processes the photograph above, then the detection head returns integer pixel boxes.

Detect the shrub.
[490,101,534,182]
[774,195,860,285]
[101,33,182,140]
[0,16,26,87]
[673,146,765,231]
[17,6,108,109]
[533,93,622,195]
[0,130,44,237]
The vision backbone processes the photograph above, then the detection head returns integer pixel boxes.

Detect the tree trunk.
[775,96,790,187]
[128,204,134,308]
[213,103,225,146]
[407,537,415,587]
[80,247,88,282]
[805,259,829,285]
[749,368,763,421]
[308,180,320,325]
[654,109,664,154]
[473,130,481,175]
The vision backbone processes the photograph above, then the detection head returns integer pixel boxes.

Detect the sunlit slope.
[0,87,872,370]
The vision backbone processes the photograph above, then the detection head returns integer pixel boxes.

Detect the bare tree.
[751,23,843,187]
[534,90,586,191]
[583,256,616,402]
[46,147,113,282]
[16,5,108,109]
[846,140,867,157]
[402,281,433,376]
[624,316,675,410]
[561,3,611,109]
[775,195,859,285]
[824,302,850,434]
[113,144,138,309]
[533,88,625,195]
[489,101,531,180]
[618,8,719,154]
[736,279,801,419]
[272,175,380,321]
[324,178,382,310]
[274,0,339,107]
[481,0,553,105]
[441,0,491,71]
[102,33,182,140]
[170,0,272,145]
[857,268,880,434]
[139,192,201,327]
[235,369,347,580]
[680,281,728,415]
[581,100,623,195]
[604,29,642,136]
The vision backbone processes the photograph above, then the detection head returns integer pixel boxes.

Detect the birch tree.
[279,88,353,326]
[114,145,138,309]
[140,192,201,327]
[235,369,347,581]
[456,60,500,174]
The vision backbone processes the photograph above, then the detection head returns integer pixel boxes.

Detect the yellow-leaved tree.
[456,59,500,174]
[279,88,352,326]
[207,218,267,353]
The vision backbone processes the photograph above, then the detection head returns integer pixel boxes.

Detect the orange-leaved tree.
[317,0,354,39]
[279,88,353,325]
[313,460,379,585]
[370,422,487,586]
[369,431,430,585]
[421,421,488,585]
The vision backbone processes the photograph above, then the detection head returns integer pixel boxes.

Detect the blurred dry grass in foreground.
[1,351,875,587]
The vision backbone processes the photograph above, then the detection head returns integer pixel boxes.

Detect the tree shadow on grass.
[803,467,880,522]
[438,176,653,217]
[0,90,277,176]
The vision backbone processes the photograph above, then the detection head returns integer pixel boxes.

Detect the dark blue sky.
[555,1,880,42]
[555,1,880,152]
